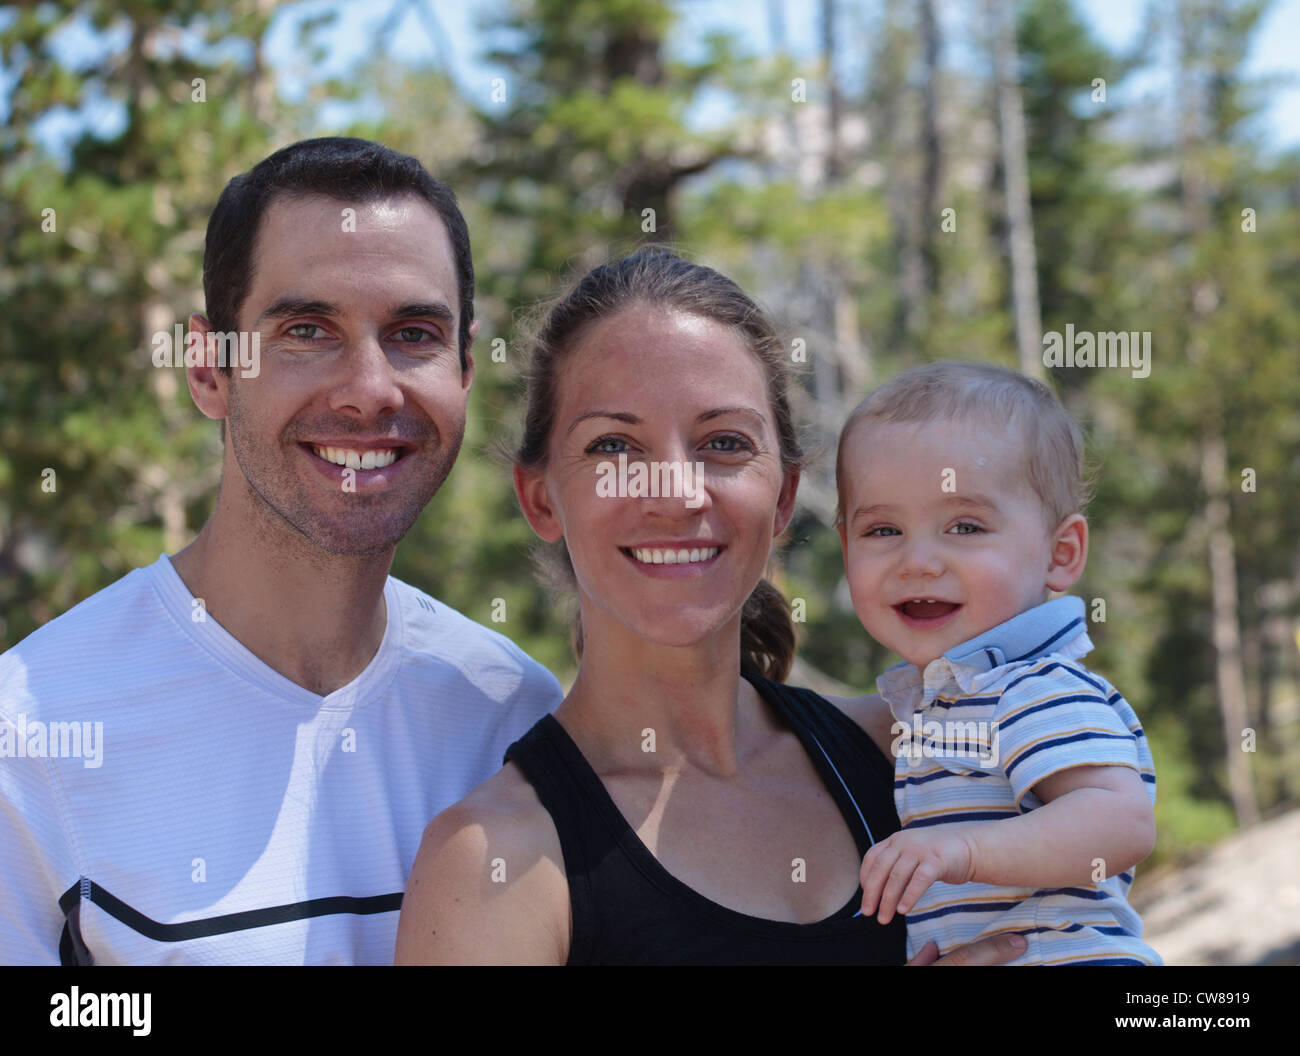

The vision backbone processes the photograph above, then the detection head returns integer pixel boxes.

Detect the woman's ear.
[773,466,801,538]
[513,463,565,543]
[1045,513,1089,593]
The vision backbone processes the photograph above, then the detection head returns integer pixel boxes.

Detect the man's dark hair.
[203,137,474,371]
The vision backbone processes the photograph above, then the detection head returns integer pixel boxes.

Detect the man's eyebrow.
[253,300,455,327]
[255,298,338,325]
[390,302,455,324]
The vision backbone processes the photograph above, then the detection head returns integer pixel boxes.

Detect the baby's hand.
[859,825,977,924]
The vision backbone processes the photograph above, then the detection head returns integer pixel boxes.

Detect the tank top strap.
[503,714,615,963]
[502,678,907,965]
[746,676,898,859]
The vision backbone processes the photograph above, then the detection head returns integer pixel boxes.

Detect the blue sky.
[10,0,1300,156]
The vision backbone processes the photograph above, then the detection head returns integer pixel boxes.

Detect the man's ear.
[773,466,801,538]
[1045,513,1089,593]
[186,314,229,421]
[462,319,479,392]
[513,463,564,543]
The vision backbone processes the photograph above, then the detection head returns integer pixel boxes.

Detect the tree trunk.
[1201,430,1260,827]
[991,0,1044,379]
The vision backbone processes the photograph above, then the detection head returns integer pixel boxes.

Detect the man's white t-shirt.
[0,555,562,965]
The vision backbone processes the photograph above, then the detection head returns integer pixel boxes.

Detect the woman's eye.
[586,436,629,455]
[705,433,752,453]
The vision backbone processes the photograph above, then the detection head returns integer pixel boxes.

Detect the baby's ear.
[1045,514,1088,592]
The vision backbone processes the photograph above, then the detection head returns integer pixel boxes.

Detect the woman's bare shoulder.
[395,762,570,965]
[819,690,897,760]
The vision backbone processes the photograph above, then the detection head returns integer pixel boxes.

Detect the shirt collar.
[877,596,1092,720]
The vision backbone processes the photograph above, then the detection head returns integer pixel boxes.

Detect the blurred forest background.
[2,0,1299,957]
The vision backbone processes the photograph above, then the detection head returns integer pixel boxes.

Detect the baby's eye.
[586,435,629,455]
[949,522,982,535]
[864,526,901,537]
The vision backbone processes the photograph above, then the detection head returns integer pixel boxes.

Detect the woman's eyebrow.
[698,406,766,427]
[565,405,767,437]
[566,410,641,436]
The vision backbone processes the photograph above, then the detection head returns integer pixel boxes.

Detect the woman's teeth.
[311,446,398,470]
[629,547,719,565]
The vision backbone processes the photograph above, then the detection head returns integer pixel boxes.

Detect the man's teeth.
[311,446,398,470]
[630,547,719,565]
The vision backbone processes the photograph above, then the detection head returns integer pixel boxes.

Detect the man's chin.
[288,510,422,557]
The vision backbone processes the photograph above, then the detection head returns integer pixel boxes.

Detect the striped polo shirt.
[875,596,1161,966]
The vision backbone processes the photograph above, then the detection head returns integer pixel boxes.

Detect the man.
[0,138,562,964]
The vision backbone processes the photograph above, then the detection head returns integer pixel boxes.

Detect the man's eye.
[287,323,324,339]
[395,326,435,343]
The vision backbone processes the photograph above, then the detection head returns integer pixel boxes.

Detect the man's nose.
[328,334,404,419]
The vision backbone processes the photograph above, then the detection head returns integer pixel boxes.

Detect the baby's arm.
[860,763,1155,923]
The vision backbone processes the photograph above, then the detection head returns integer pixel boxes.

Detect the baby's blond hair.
[834,361,1094,529]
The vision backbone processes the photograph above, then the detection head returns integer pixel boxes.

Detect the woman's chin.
[605,605,743,652]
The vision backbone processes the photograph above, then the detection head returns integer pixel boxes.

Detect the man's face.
[218,193,473,555]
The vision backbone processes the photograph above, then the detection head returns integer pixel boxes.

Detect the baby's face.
[838,416,1068,670]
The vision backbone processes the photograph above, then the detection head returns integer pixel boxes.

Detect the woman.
[395,248,1025,965]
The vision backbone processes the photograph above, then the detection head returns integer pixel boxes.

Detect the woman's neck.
[555,612,773,780]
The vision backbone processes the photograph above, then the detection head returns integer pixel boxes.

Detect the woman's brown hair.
[512,246,804,682]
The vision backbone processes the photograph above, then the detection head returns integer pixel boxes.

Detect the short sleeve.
[993,660,1143,811]
[0,741,80,964]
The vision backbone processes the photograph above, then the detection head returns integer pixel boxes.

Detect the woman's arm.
[394,764,570,965]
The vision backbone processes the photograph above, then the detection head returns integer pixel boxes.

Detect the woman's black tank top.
[502,675,908,965]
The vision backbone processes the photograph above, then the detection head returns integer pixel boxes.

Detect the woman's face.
[516,302,798,652]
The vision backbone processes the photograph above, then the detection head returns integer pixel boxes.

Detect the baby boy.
[836,361,1160,965]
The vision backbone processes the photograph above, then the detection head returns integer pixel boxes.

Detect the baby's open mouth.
[896,599,961,620]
